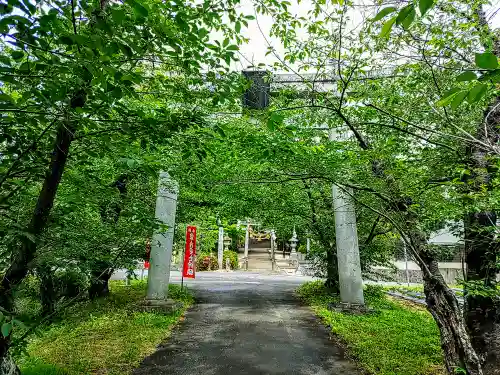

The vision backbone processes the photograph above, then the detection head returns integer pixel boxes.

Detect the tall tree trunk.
[464,9,500,373]
[419,252,482,374]
[388,199,484,374]
[352,142,483,371]
[0,122,74,311]
[463,96,500,373]
[0,92,84,372]
[382,202,482,373]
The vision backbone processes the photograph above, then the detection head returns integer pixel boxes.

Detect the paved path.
[133,272,359,375]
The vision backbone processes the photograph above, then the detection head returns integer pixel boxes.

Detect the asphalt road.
[133,272,359,375]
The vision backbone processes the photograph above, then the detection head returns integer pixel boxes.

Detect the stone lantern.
[223,235,232,251]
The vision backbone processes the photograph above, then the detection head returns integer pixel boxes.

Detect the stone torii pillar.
[146,172,178,302]
[218,225,224,270]
[270,229,276,271]
[329,129,364,306]
[244,223,250,259]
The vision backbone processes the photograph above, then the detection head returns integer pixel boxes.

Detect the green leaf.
[450,91,467,110]
[133,2,148,18]
[396,5,415,30]
[456,71,477,82]
[59,35,74,45]
[380,16,397,37]
[467,83,488,104]
[475,52,498,70]
[215,125,226,138]
[10,50,24,60]
[1,322,12,338]
[12,319,27,330]
[0,94,14,103]
[479,69,500,83]
[199,28,209,39]
[226,45,238,51]
[372,7,397,22]
[436,88,461,106]
[235,21,241,33]
[111,8,126,24]
[418,0,434,16]
[267,112,284,131]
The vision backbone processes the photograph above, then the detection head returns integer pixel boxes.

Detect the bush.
[54,269,88,298]
[196,250,239,271]
[17,274,41,299]
[296,280,338,306]
[196,253,218,271]
[298,244,307,254]
[223,250,238,269]
[364,284,385,300]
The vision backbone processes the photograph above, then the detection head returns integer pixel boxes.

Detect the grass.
[18,280,193,375]
[296,282,444,375]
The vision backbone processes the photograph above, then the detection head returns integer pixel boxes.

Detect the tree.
[254,0,499,372]
[0,0,249,371]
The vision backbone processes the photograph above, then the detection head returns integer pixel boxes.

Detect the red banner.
[144,239,151,269]
[182,226,197,279]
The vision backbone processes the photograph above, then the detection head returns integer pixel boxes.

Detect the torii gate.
[243,69,364,306]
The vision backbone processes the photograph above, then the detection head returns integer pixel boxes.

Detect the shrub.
[196,250,239,271]
[296,280,338,306]
[196,253,218,271]
[364,284,385,301]
[54,269,88,298]
[223,250,238,269]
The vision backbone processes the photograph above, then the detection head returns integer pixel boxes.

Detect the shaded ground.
[133,272,359,375]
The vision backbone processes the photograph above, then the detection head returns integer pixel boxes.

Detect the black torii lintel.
[242,69,270,110]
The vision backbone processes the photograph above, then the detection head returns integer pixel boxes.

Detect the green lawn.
[296,281,444,375]
[18,280,193,375]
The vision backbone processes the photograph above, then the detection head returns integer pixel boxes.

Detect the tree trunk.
[380,182,483,373]
[418,253,483,374]
[88,265,112,299]
[0,92,84,369]
[465,9,500,373]
[325,246,339,293]
[0,122,74,311]
[463,199,500,374]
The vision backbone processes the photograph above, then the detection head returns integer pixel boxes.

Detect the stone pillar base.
[327,302,374,315]
[142,298,182,313]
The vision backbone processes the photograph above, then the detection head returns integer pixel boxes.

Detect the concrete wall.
[372,262,464,284]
